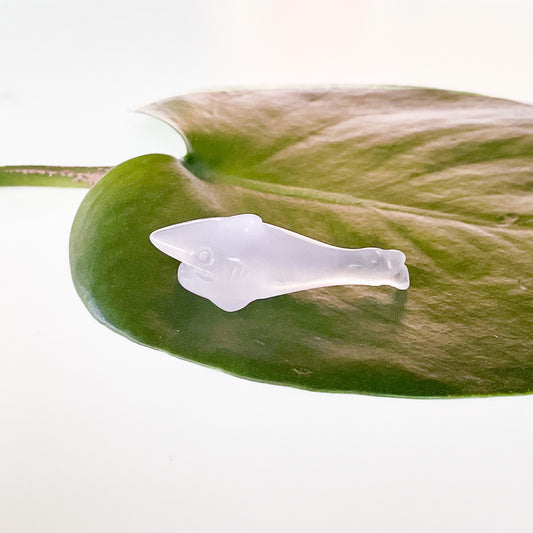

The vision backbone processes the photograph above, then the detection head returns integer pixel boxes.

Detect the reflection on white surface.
[1,0,533,531]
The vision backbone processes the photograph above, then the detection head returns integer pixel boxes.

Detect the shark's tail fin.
[386,250,409,290]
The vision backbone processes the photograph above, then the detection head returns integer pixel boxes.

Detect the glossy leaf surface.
[70,87,533,396]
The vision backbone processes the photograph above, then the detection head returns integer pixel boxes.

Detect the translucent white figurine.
[150,214,410,312]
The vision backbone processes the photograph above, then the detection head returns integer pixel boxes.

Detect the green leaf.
[70,87,533,397]
[0,165,110,187]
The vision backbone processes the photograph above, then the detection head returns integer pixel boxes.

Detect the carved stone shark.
[150,214,410,312]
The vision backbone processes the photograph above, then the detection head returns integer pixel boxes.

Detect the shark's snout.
[149,226,191,264]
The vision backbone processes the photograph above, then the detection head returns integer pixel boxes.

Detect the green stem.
[0,165,111,188]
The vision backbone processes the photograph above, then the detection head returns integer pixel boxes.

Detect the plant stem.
[0,165,111,188]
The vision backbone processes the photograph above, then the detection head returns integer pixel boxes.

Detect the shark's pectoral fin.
[210,297,252,313]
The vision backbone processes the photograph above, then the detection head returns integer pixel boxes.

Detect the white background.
[1,1,533,532]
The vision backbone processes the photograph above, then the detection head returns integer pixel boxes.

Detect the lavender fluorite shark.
[150,214,410,312]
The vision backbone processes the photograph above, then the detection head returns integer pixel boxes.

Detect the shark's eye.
[196,247,214,266]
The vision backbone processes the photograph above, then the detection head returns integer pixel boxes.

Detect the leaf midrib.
[181,156,533,235]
